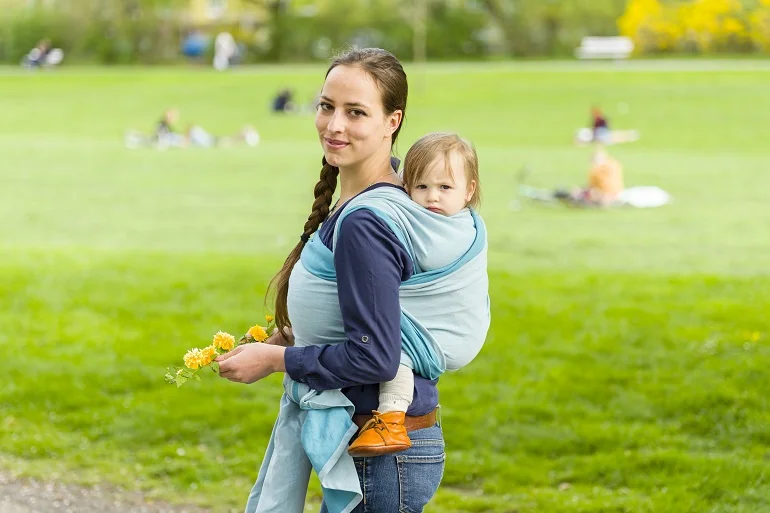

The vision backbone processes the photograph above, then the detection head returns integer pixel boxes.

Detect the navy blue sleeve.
[284,209,413,390]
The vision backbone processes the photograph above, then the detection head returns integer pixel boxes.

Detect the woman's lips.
[324,138,349,150]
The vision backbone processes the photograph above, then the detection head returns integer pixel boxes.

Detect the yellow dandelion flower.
[265,315,275,323]
[183,348,202,370]
[248,324,269,342]
[199,345,217,366]
[212,331,235,351]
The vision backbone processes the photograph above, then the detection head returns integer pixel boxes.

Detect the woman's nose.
[326,111,345,133]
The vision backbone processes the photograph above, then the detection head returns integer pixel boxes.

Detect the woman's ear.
[465,179,477,203]
[386,110,403,137]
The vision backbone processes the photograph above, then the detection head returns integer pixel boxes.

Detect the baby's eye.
[440,185,453,190]
[415,184,428,190]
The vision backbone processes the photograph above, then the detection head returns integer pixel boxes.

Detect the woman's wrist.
[269,345,287,373]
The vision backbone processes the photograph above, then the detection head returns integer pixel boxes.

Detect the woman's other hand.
[216,343,287,384]
[265,327,294,347]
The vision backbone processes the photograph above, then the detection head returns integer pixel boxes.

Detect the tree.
[482,0,517,55]
[482,0,625,56]
[241,0,289,60]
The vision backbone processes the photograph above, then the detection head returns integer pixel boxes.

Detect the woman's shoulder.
[335,207,410,253]
[334,208,414,278]
[336,186,415,249]
[335,184,410,230]
[341,185,416,223]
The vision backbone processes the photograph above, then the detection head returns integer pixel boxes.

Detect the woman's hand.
[216,343,287,384]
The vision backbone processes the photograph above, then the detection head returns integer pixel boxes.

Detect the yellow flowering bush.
[619,0,761,54]
[165,315,276,387]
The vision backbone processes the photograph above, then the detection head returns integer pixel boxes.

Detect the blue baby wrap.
[245,187,490,513]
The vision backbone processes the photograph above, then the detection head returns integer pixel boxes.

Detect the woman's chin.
[324,154,344,167]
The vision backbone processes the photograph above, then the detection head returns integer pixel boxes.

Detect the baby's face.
[409,152,475,216]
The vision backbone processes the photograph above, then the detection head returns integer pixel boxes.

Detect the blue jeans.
[320,425,445,513]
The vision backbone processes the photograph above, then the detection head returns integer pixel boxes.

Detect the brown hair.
[268,48,408,333]
[402,132,481,209]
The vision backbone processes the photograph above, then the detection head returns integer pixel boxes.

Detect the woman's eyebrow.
[320,95,368,109]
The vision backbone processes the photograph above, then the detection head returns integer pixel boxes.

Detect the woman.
[217,48,445,513]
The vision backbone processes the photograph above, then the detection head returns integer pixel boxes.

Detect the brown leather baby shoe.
[348,411,413,457]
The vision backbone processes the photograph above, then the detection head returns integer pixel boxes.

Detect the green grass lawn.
[1,61,769,512]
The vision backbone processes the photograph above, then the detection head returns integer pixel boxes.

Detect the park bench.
[575,36,634,60]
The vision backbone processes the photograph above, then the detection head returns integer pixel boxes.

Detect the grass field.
[1,61,769,513]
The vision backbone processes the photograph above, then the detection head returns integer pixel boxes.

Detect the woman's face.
[315,65,402,169]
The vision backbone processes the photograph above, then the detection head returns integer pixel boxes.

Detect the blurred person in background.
[22,39,64,69]
[125,108,259,149]
[577,146,624,205]
[575,105,639,146]
[181,31,207,61]
[25,39,51,67]
[272,88,295,113]
[125,108,185,148]
[519,146,624,207]
[591,105,611,144]
[213,32,238,71]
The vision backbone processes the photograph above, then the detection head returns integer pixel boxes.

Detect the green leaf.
[210,361,220,374]
[193,373,202,381]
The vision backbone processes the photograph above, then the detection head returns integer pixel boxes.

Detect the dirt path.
[0,472,215,513]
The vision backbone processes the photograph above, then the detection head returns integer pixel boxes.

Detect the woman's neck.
[337,150,400,204]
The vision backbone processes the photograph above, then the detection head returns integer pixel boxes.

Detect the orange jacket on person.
[588,150,624,202]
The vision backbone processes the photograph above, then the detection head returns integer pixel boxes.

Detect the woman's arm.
[217,210,412,387]
[284,210,413,391]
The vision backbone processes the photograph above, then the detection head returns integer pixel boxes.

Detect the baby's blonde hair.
[403,132,481,209]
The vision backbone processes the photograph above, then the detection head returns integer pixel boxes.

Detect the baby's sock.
[378,364,414,413]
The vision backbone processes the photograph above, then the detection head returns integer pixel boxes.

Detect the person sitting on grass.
[519,147,624,208]
[22,39,62,68]
[272,88,295,113]
[561,146,624,206]
[125,108,184,148]
[125,108,259,149]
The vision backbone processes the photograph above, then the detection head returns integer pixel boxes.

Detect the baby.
[348,132,484,457]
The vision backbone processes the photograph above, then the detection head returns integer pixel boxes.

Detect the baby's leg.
[348,364,414,457]
[378,363,414,413]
